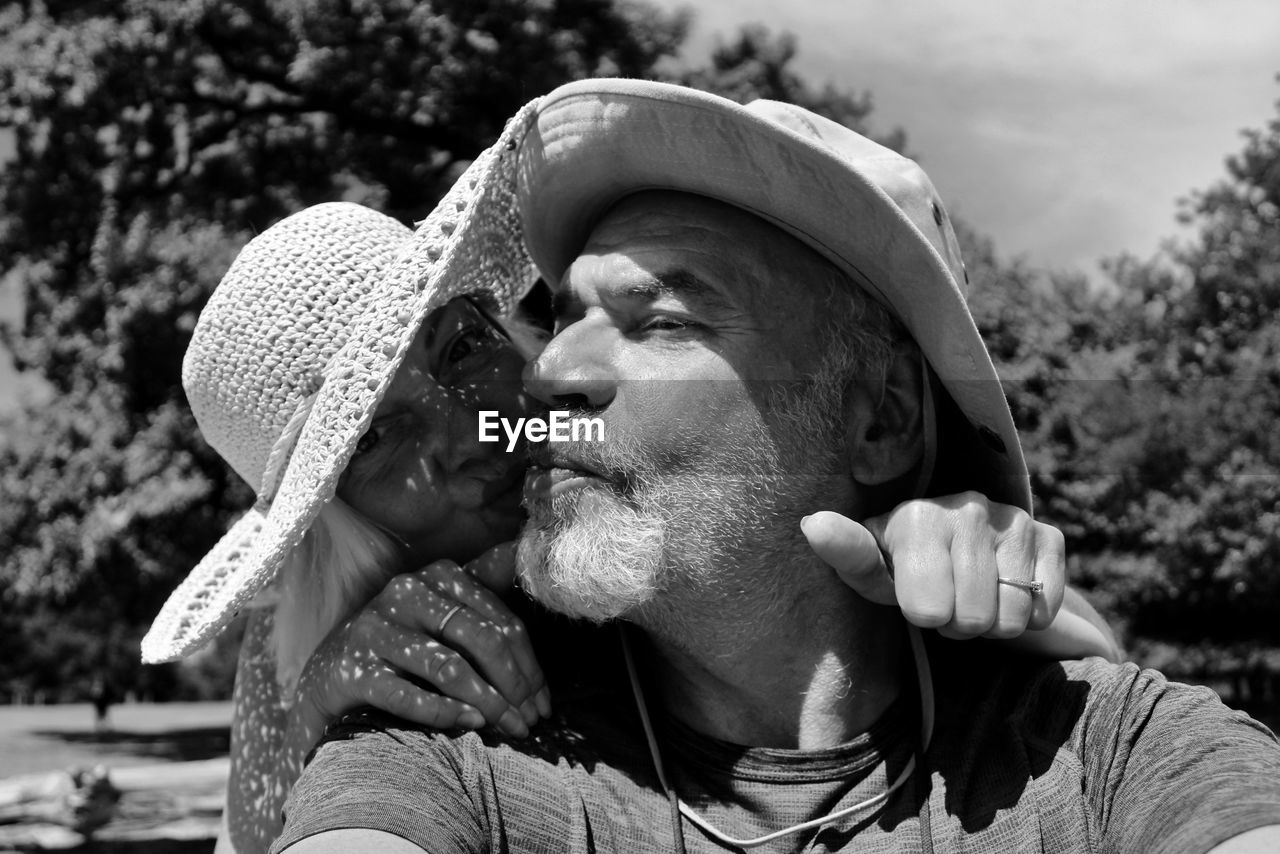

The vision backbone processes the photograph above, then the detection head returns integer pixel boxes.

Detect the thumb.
[800,511,897,606]
[464,541,518,591]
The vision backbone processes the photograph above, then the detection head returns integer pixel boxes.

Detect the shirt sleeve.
[270,711,487,854]
[1072,660,1280,854]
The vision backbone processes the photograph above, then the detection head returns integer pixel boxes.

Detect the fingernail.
[536,687,552,718]
[498,707,528,738]
[458,708,485,730]
[519,698,539,726]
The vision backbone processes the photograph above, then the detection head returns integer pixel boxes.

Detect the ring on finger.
[997,576,1044,595]
[438,603,465,635]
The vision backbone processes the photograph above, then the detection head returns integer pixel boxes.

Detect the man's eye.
[638,316,695,333]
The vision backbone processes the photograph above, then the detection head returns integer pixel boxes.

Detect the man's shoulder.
[921,646,1280,854]
[322,697,641,771]
[1003,654,1273,738]
[276,700,670,854]
[931,645,1279,769]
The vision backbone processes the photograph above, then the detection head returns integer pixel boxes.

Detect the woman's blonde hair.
[270,498,402,702]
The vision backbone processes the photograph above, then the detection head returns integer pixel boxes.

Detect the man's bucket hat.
[515,79,1031,511]
[141,102,540,664]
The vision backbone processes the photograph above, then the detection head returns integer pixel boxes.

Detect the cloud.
[660,0,1280,272]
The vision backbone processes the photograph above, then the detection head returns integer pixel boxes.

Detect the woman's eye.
[443,324,506,371]
[353,425,381,457]
[446,328,484,363]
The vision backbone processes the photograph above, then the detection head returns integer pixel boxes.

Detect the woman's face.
[337,297,534,567]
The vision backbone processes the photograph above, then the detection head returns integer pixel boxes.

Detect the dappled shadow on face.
[32,725,230,762]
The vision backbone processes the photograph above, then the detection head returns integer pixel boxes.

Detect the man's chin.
[514,504,663,624]
[518,577,624,624]
[515,563,635,624]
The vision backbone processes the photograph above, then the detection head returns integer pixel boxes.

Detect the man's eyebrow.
[619,270,735,313]
[551,270,736,318]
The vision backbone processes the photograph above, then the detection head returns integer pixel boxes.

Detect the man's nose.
[522,322,616,410]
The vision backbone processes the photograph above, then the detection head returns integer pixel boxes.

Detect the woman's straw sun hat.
[141,102,540,664]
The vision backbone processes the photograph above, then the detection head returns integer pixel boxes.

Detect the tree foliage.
[677,23,905,151]
[967,84,1280,693]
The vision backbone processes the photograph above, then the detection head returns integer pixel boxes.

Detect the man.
[273,80,1280,853]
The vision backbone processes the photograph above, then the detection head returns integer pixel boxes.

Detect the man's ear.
[844,346,925,486]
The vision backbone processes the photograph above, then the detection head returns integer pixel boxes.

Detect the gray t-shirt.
[274,645,1280,853]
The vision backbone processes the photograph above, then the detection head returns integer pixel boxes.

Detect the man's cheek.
[630,383,760,464]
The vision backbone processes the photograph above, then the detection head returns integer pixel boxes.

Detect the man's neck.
[630,553,907,750]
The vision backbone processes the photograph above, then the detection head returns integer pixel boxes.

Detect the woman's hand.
[801,492,1120,660]
[285,543,549,766]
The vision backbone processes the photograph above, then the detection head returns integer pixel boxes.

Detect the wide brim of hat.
[516,78,1030,511]
[141,101,541,665]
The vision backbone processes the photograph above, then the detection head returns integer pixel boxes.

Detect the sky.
[656,0,1280,274]
[2,1,1279,410]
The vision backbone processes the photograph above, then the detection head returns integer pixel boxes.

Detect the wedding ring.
[438,603,465,634]
[997,577,1044,595]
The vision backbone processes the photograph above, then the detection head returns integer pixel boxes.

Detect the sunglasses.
[423,296,517,390]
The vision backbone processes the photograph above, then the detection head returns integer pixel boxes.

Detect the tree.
[965,82,1280,713]
[680,23,905,151]
[1110,83,1280,655]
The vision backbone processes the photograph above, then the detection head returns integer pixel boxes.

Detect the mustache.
[526,412,656,488]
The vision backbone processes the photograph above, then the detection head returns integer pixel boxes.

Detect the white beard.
[517,481,666,622]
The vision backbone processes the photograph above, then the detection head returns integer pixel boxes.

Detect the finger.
[387,628,530,738]
[985,514,1039,639]
[352,663,488,732]
[465,541,519,592]
[801,511,896,606]
[1028,522,1066,631]
[891,535,957,629]
[878,500,959,628]
[426,569,545,725]
[374,568,452,617]
[947,512,998,637]
[364,580,531,736]
[937,623,980,641]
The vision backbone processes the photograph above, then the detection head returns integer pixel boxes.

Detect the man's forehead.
[556,192,803,304]
[558,193,856,336]
[581,192,766,252]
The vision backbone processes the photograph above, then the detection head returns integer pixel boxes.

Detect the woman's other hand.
[800,494,1119,660]
[287,542,549,762]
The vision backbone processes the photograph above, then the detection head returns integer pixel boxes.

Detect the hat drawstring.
[256,390,320,511]
[622,624,934,850]
[910,359,940,501]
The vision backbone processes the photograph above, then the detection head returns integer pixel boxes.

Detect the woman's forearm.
[1012,585,1122,662]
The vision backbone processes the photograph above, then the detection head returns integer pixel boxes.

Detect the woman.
[142,105,1116,854]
